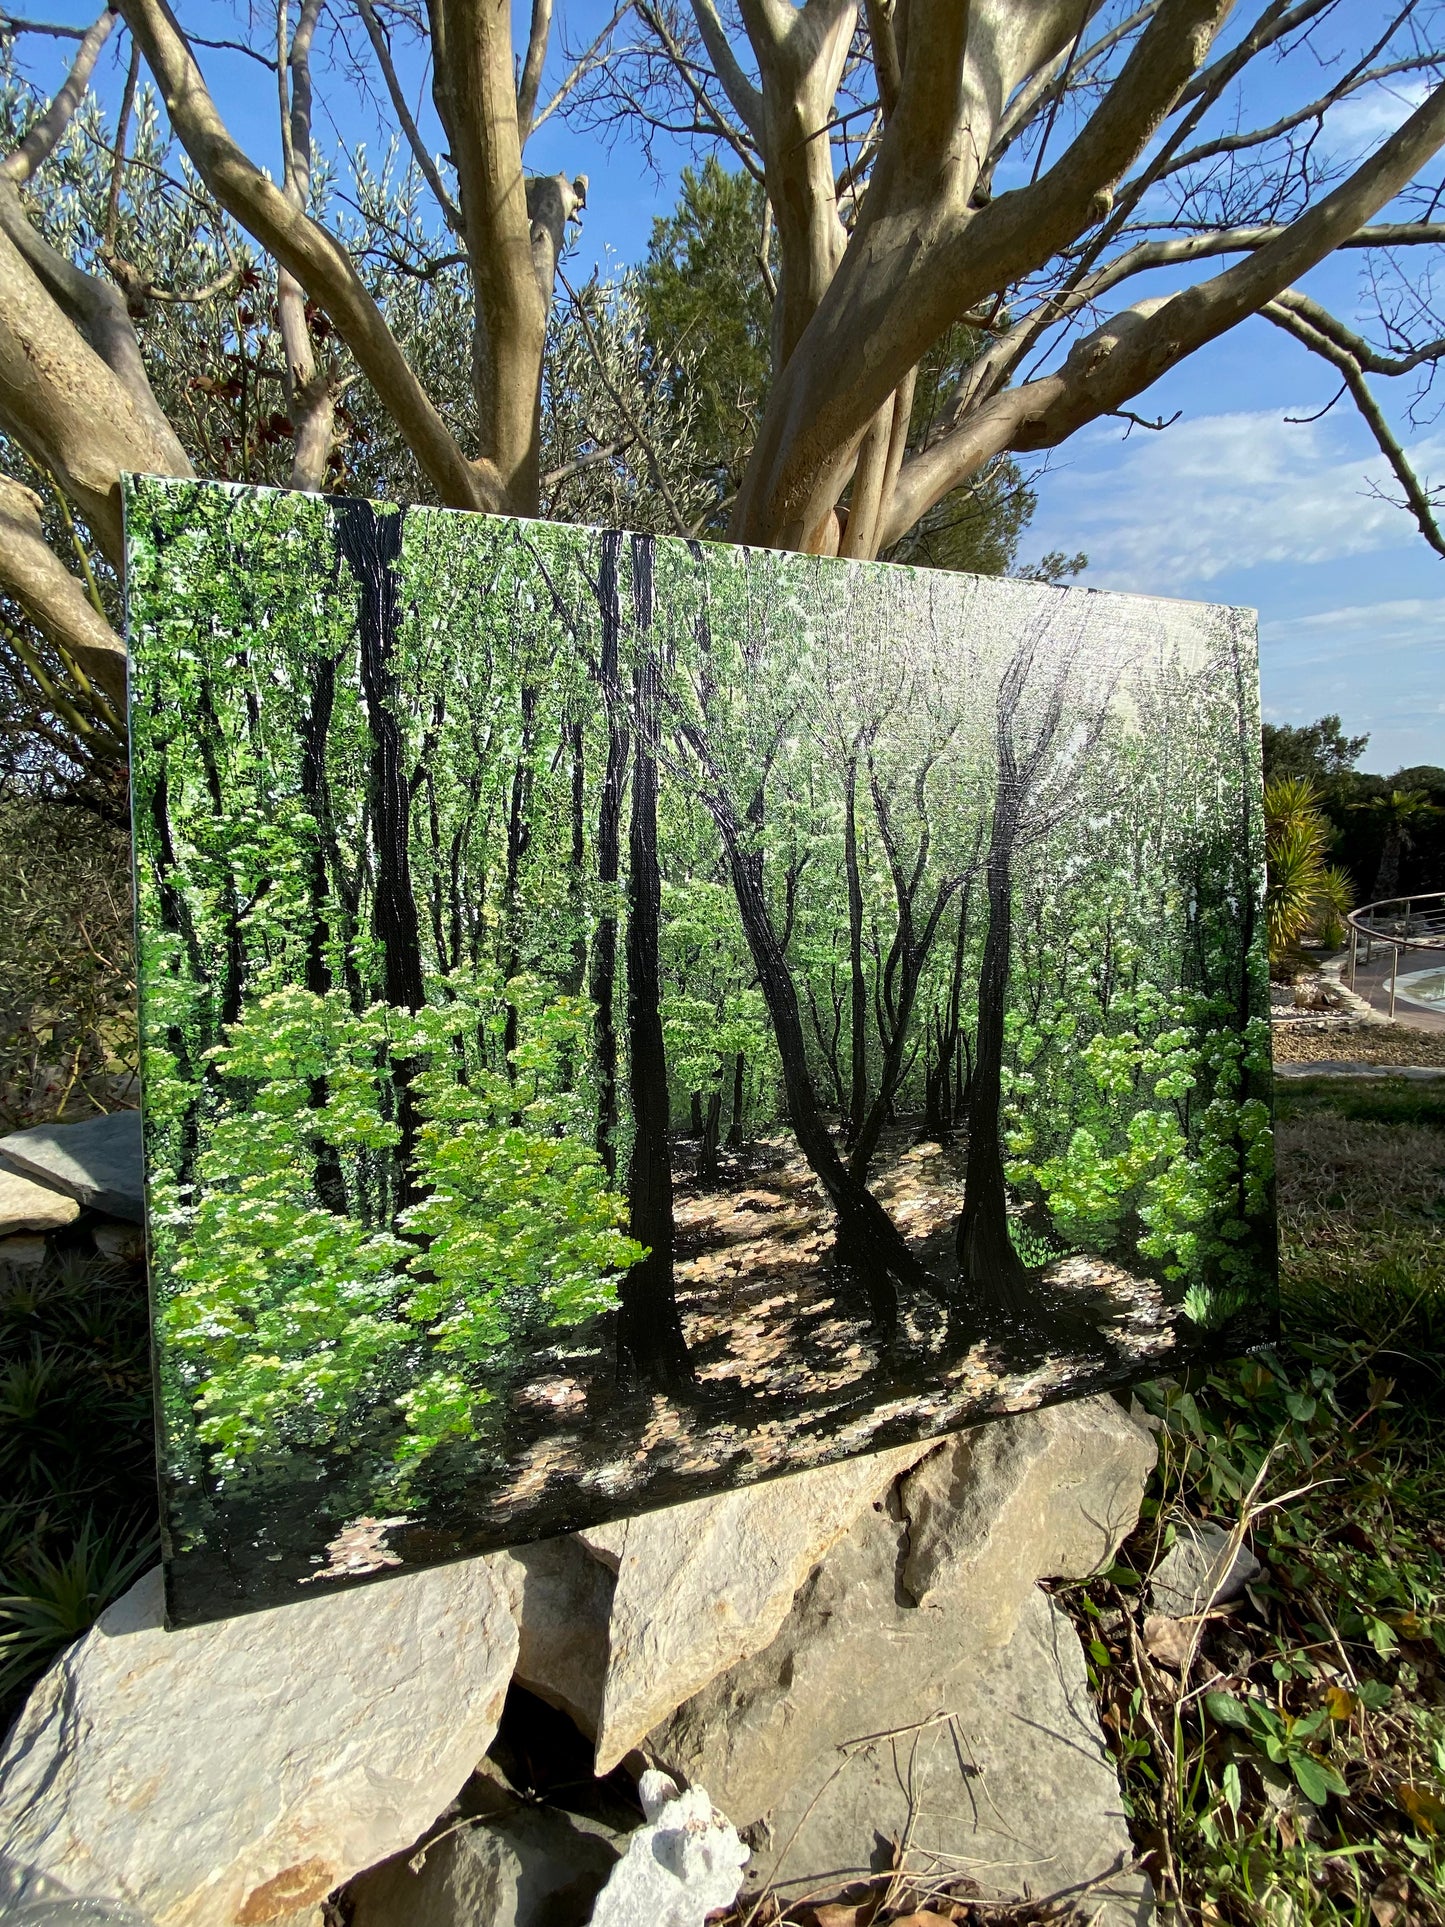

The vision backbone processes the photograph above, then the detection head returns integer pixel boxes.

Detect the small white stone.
[586,1775,747,1927]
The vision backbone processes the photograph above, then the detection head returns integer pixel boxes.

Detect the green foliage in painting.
[124,476,1273,1611]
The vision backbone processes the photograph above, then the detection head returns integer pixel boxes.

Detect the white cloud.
[1327,77,1431,154]
[1260,597,1445,773]
[1032,409,1440,592]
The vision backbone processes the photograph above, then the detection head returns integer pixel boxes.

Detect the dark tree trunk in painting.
[698,1089,723,1186]
[954,795,1034,1316]
[563,719,588,997]
[922,884,972,1142]
[147,760,203,1186]
[843,753,867,1151]
[298,648,347,1216]
[726,1051,746,1150]
[590,529,628,1179]
[501,684,538,1077]
[335,499,425,1217]
[618,534,692,1391]
[954,637,1068,1322]
[195,677,245,1035]
[689,750,941,1348]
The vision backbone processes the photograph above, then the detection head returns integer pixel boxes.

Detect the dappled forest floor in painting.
[225,1121,1267,1616]
[478,1124,1185,1536]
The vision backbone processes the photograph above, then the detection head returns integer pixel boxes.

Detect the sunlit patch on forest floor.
[470,1125,1188,1541]
[194,1127,1260,1614]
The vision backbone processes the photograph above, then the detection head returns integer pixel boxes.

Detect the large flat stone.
[0,1559,518,1927]
[899,1394,1157,1639]
[649,1489,1149,1924]
[0,1111,144,1223]
[578,1438,939,1774]
[0,1166,80,1234]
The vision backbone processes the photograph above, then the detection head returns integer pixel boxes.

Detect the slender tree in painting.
[619,534,692,1390]
[955,615,1112,1325]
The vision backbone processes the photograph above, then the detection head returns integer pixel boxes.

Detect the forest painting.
[124,476,1274,1625]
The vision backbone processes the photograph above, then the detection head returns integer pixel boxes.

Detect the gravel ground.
[1271,1018,1445,1067]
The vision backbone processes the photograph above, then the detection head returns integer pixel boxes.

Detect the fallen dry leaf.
[1371,1872,1410,1927]
[1143,1612,1205,1670]
[1397,1781,1445,1836]
[1324,1686,1360,1721]
[800,1902,879,1927]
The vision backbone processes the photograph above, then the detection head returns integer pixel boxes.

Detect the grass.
[1049,1076,1445,1927]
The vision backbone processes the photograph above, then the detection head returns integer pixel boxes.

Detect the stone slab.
[579,1437,940,1774]
[0,1111,144,1222]
[650,1496,1149,1926]
[0,1558,518,1927]
[0,1166,80,1234]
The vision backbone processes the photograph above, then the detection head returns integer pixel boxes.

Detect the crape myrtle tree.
[3,0,1445,737]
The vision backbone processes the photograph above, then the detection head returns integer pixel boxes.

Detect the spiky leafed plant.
[1313,864,1356,951]
[1264,777,1331,968]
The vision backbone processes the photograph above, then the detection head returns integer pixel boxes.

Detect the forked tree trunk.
[618,534,693,1390]
[698,768,940,1349]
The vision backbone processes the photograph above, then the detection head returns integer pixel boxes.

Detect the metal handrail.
[1346,890,1445,1018]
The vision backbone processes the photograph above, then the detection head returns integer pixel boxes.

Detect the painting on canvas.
[125,477,1275,1624]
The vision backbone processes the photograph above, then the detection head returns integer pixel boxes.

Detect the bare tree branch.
[1263,295,1445,556]
[879,75,1445,547]
[0,475,129,707]
[1,6,116,184]
[517,0,551,140]
[354,0,463,234]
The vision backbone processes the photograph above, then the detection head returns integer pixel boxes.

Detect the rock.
[647,1406,1154,1925]
[579,1438,939,1773]
[92,1222,146,1265]
[586,1771,747,1927]
[0,1112,143,1223]
[0,1167,80,1234]
[0,1235,48,1269]
[491,1535,615,1738]
[899,1395,1157,1639]
[1149,1520,1261,1618]
[0,1559,518,1927]
[346,1761,623,1927]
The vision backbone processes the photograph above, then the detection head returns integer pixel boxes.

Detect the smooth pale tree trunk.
[335,499,426,1217]
[590,529,628,1178]
[618,534,693,1391]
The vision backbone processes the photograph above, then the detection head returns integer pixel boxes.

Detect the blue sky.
[13,2,1445,773]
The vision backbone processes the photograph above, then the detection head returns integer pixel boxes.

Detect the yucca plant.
[1313,863,1356,950]
[1262,776,1359,968]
